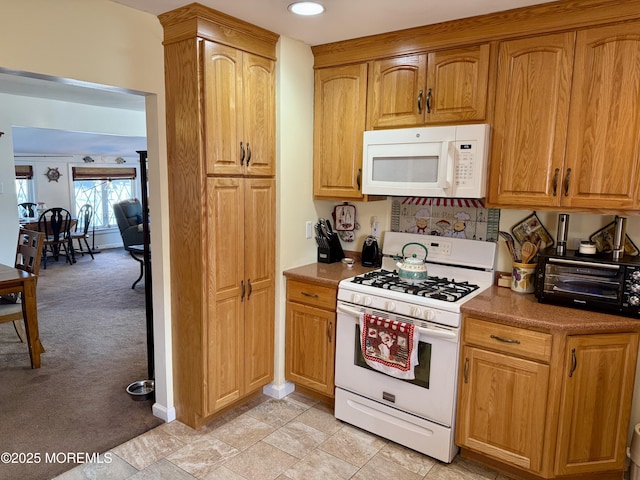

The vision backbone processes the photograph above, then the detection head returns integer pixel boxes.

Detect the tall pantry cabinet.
[159,4,278,429]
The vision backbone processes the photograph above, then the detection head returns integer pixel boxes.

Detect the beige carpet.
[0,248,162,480]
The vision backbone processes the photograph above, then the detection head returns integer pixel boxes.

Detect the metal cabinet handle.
[417,89,423,113]
[301,291,319,298]
[464,357,469,383]
[563,168,572,196]
[490,334,521,344]
[240,142,245,165]
[426,88,432,114]
[246,143,252,166]
[552,168,560,196]
[357,168,362,190]
[328,321,332,343]
[240,280,245,301]
[569,348,577,377]
[247,278,252,300]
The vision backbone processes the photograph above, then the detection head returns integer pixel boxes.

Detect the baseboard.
[152,402,176,423]
[263,381,295,399]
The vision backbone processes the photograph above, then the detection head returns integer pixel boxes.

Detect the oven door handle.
[337,304,458,341]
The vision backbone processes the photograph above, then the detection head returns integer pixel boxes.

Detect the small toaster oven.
[535,249,640,318]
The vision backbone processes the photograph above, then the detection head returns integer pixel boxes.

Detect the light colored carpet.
[0,248,162,480]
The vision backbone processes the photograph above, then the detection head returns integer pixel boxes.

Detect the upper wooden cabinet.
[563,23,640,211]
[488,21,640,212]
[367,45,491,129]
[488,33,575,208]
[313,64,368,199]
[203,42,275,177]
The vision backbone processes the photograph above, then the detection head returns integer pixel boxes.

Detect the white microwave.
[362,124,490,198]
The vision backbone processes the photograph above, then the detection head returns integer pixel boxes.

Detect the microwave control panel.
[622,265,640,313]
[454,142,476,187]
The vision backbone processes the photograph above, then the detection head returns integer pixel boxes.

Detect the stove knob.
[410,307,422,318]
[424,309,436,321]
[352,294,362,304]
[632,284,640,293]
[630,296,640,306]
[386,301,396,312]
[632,270,640,281]
[363,296,373,307]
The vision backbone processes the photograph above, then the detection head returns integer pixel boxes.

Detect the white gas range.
[334,232,497,463]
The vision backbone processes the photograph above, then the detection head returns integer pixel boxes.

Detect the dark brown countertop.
[283,261,377,287]
[462,286,640,333]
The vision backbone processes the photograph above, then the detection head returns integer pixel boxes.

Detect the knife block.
[317,234,345,263]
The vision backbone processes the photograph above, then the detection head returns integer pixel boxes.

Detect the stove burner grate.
[351,269,480,302]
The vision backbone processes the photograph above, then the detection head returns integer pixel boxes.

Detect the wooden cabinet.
[555,334,639,476]
[488,33,575,208]
[366,44,491,129]
[206,177,275,413]
[457,315,640,480]
[313,64,368,199]
[285,279,337,397]
[160,4,278,428]
[488,22,640,211]
[203,42,275,177]
[457,318,552,473]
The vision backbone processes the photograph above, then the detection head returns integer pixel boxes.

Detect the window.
[15,164,34,206]
[72,167,137,228]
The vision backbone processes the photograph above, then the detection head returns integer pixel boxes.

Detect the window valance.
[72,166,136,181]
[15,165,33,179]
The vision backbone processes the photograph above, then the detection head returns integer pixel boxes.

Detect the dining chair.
[18,202,38,219]
[38,207,74,269]
[70,204,94,260]
[0,229,45,343]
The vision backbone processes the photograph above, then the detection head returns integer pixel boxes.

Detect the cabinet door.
[487,33,574,208]
[203,42,244,176]
[313,64,368,199]
[285,301,336,396]
[456,346,549,473]
[243,178,275,393]
[206,177,245,414]
[243,53,276,177]
[367,54,427,128]
[564,23,640,210]
[555,333,639,476]
[426,44,491,123]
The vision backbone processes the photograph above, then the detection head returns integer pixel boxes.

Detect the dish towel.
[360,313,420,380]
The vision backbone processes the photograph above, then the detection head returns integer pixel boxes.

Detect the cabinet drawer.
[287,279,337,311]
[464,316,552,363]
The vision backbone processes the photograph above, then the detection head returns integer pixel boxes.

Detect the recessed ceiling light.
[288,1,325,16]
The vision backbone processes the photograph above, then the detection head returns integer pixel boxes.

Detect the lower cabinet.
[285,279,337,397]
[456,315,639,480]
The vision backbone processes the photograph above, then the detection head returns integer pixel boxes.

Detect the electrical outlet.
[305,220,313,239]
[371,221,380,238]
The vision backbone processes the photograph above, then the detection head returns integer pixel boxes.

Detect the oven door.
[335,302,459,427]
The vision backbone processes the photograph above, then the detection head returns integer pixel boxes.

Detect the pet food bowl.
[126,379,155,401]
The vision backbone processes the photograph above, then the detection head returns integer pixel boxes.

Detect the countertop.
[462,286,640,333]
[283,261,377,287]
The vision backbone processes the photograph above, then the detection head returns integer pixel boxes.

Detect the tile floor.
[54,392,515,480]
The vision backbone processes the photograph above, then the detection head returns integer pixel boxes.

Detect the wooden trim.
[312,0,640,67]
[159,2,279,60]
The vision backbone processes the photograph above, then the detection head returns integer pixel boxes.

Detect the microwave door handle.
[436,141,454,191]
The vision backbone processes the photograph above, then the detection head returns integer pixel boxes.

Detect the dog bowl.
[126,379,155,401]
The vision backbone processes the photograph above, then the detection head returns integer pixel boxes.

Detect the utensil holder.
[511,262,537,293]
[317,234,345,263]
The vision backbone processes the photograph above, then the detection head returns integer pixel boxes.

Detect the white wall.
[0,0,174,422]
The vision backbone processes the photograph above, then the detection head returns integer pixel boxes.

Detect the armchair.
[113,199,144,249]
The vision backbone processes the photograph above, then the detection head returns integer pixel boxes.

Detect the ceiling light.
[288,2,325,16]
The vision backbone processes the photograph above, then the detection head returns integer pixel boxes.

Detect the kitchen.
[2,0,640,479]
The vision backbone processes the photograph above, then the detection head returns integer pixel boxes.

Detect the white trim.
[152,402,176,423]
[263,381,295,399]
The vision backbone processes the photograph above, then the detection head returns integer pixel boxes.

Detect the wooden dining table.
[0,263,43,368]
[20,218,78,264]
